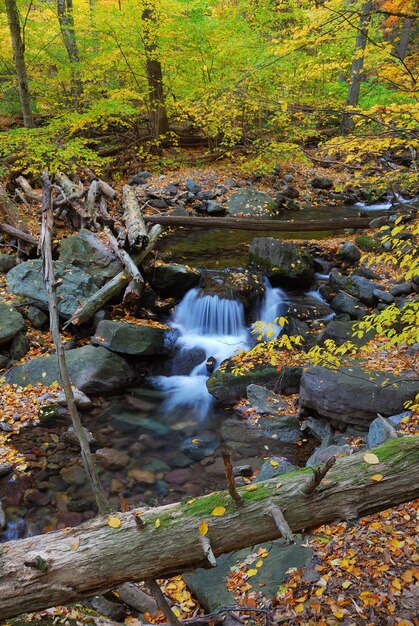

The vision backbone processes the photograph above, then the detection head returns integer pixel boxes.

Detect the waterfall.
[253,278,288,339]
[306,288,335,321]
[152,288,248,421]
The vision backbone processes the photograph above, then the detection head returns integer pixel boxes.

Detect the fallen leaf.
[107,516,122,529]
[199,520,208,536]
[256,559,264,568]
[70,538,80,551]
[364,452,380,464]
[211,506,226,516]
[246,485,257,492]
[155,518,161,528]
[371,474,383,481]
[247,569,257,577]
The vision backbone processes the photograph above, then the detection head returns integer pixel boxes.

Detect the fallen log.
[143,215,372,231]
[0,223,38,246]
[16,176,42,203]
[122,184,149,249]
[0,435,418,619]
[65,224,162,326]
[98,180,118,201]
[104,227,145,302]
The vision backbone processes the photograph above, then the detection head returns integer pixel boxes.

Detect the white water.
[306,288,335,321]
[152,288,249,421]
[355,193,414,212]
[252,278,288,339]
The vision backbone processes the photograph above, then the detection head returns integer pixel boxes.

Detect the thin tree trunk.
[57,0,83,105]
[5,0,34,128]
[341,1,372,133]
[0,435,418,619]
[142,1,169,141]
[40,171,108,515]
[396,18,413,61]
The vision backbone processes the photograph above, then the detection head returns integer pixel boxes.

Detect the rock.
[59,229,122,287]
[7,260,98,318]
[257,414,302,443]
[310,176,333,190]
[330,292,368,319]
[185,177,201,194]
[256,456,297,482]
[369,216,388,229]
[171,347,206,375]
[282,184,300,199]
[62,426,95,447]
[127,468,156,484]
[285,294,333,320]
[207,361,278,405]
[367,415,398,448]
[388,411,412,429]
[128,171,152,185]
[227,189,277,217]
[301,416,332,442]
[355,234,381,252]
[373,289,394,304]
[91,596,126,622]
[249,238,314,288]
[247,384,288,413]
[206,200,225,215]
[148,262,201,298]
[93,320,177,356]
[181,434,218,461]
[109,411,170,437]
[0,355,9,370]
[306,444,353,467]
[165,468,190,485]
[60,465,87,486]
[0,302,25,345]
[7,345,134,393]
[233,465,253,477]
[27,306,48,330]
[277,365,303,395]
[329,272,380,306]
[282,318,311,342]
[338,242,361,264]
[58,388,92,409]
[96,448,130,471]
[316,319,374,347]
[390,282,412,297]
[300,365,419,426]
[10,332,29,360]
[200,269,264,304]
[197,190,216,200]
[0,254,16,273]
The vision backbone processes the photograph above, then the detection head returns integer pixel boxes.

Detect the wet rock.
[367,415,398,448]
[258,414,302,443]
[329,272,380,306]
[256,456,297,482]
[207,361,278,405]
[127,468,156,484]
[0,302,25,345]
[300,365,419,426]
[338,242,361,264]
[109,411,170,437]
[282,318,311,342]
[96,448,130,471]
[249,238,314,288]
[148,262,201,298]
[227,189,277,217]
[23,489,52,506]
[181,434,218,461]
[165,468,190,485]
[169,453,193,468]
[330,292,368,319]
[247,384,288,414]
[93,320,177,356]
[285,294,332,320]
[200,269,264,304]
[0,254,16,273]
[10,332,29,360]
[171,347,206,376]
[306,444,352,467]
[27,305,48,329]
[310,176,333,190]
[7,345,134,393]
[60,465,87,486]
[7,260,98,318]
[316,319,374,347]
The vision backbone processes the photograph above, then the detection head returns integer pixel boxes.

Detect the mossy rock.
[207,363,278,405]
[355,234,381,252]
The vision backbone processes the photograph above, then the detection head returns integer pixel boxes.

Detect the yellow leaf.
[371,474,383,481]
[155,518,161,528]
[342,580,352,589]
[333,611,344,619]
[270,460,279,467]
[186,499,196,504]
[107,516,122,529]
[392,577,401,590]
[211,506,226,516]
[70,538,80,551]
[246,485,257,492]
[247,569,257,577]
[364,452,380,465]
[199,520,208,536]
[295,603,304,613]
[172,608,181,618]
[191,438,201,444]
[256,560,264,568]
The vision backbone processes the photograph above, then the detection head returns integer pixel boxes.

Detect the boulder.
[249,238,314,288]
[285,294,333,320]
[247,384,288,413]
[367,415,398,448]
[338,242,361,264]
[27,306,48,330]
[310,176,333,190]
[148,262,201,298]
[207,362,278,405]
[10,332,29,360]
[0,303,25,345]
[200,269,264,304]
[329,272,380,306]
[306,444,353,467]
[93,320,177,356]
[256,456,297,482]
[181,434,218,461]
[59,229,122,287]
[277,365,303,395]
[257,414,302,443]
[299,365,419,426]
[227,189,277,217]
[7,260,98,318]
[316,319,374,347]
[185,178,201,194]
[6,345,134,393]
[330,292,367,319]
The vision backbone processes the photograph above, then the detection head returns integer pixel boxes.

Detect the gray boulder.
[7,260,98,318]
[247,384,288,413]
[227,189,277,217]
[200,269,264,304]
[277,365,303,394]
[27,306,48,329]
[256,456,297,481]
[93,320,177,356]
[249,238,314,288]
[367,415,398,448]
[329,272,380,306]
[338,242,361,264]
[306,444,353,467]
[310,176,333,190]
[148,262,201,298]
[316,319,374,347]
[257,414,302,443]
[207,361,278,405]
[59,229,122,287]
[10,332,29,360]
[300,365,419,426]
[330,292,368,319]
[6,345,134,393]
[0,302,25,345]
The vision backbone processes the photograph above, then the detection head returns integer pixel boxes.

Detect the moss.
[374,435,419,463]
[355,234,380,252]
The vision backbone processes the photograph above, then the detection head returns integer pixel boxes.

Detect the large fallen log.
[143,215,372,231]
[122,184,149,249]
[0,436,418,619]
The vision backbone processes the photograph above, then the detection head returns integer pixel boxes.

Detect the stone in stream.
[207,361,278,405]
[367,415,398,448]
[0,302,25,345]
[227,188,277,217]
[6,345,134,393]
[249,238,314,288]
[330,292,368,319]
[7,260,99,318]
[181,434,218,461]
[96,448,130,471]
[299,365,419,426]
[329,272,381,306]
[147,262,201,298]
[284,294,333,321]
[199,269,264,304]
[59,229,122,287]
[93,320,178,356]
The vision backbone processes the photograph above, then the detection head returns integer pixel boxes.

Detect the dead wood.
[16,176,42,203]
[0,223,38,246]
[122,184,149,249]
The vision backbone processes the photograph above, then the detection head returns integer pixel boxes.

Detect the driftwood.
[104,227,145,303]
[0,223,38,246]
[65,224,162,326]
[143,215,372,231]
[54,173,89,222]
[98,180,118,201]
[122,184,149,249]
[16,176,42,203]
[0,435,418,619]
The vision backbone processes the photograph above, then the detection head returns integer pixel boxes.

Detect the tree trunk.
[57,0,83,105]
[4,0,34,128]
[142,1,169,141]
[122,185,149,249]
[396,18,413,61]
[341,1,372,133]
[0,435,418,619]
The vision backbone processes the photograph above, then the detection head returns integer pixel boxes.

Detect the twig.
[301,457,336,495]
[147,579,181,626]
[222,450,243,506]
[266,504,293,543]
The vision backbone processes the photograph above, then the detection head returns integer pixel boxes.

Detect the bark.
[57,0,83,104]
[54,173,89,222]
[104,226,145,300]
[396,18,413,61]
[16,176,42,203]
[0,435,418,619]
[341,0,372,133]
[143,215,372,231]
[4,0,35,128]
[122,185,149,249]
[65,224,162,326]
[98,180,118,201]
[40,172,108,515]
[0,223,38,246]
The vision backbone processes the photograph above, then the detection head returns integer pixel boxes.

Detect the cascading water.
[306,288,335,321]
[254,278,288,339]
[152,288,249,421]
